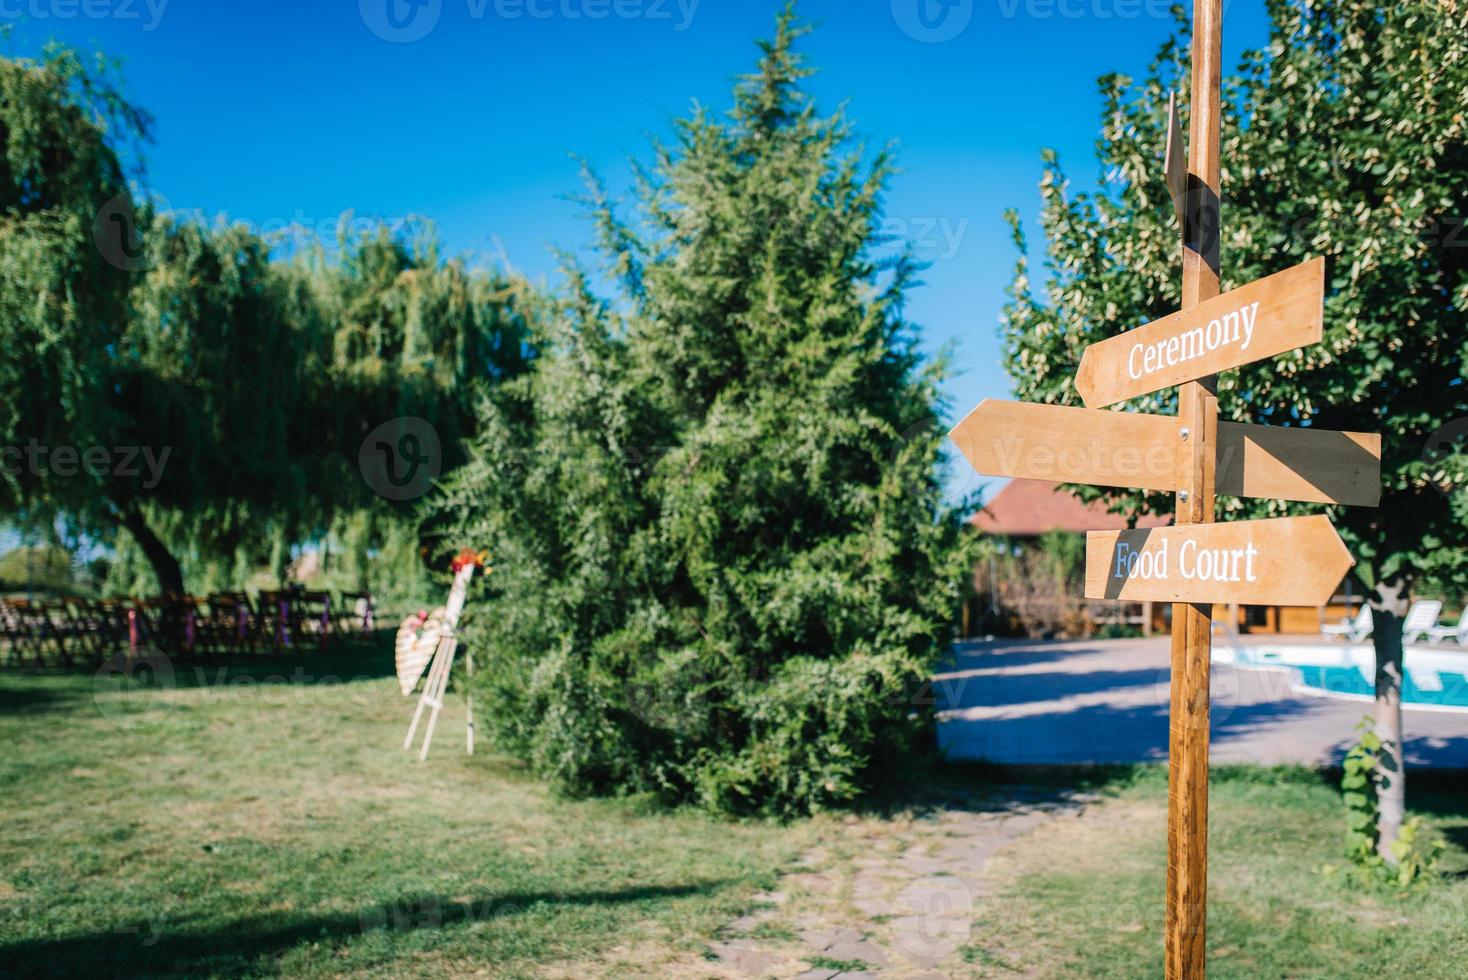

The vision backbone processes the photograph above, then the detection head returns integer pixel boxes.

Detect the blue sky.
[3,0,1273,500]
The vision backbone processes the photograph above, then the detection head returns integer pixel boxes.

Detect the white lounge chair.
[1322,605,1372,643]
[1427,608,1468,646]
[1402,600,1444,646]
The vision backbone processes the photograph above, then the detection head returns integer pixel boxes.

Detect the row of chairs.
[1322,600,1468,646]
[0,589,376,668]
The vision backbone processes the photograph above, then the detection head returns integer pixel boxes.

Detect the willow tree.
[298,222,533,605]
[1,43,532,596]
[104,218,534,598]
[0,46,146,535]
[1003,0,1467,857]
[0,46,278,595]
[436,7,970,817]
[99,216,327,594]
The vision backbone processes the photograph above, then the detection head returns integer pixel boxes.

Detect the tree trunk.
[111,498,185,595]
[1370,577,1410,863]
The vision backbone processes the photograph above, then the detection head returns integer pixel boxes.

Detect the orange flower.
[450,548,491,573]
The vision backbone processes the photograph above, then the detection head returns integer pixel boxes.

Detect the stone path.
[702,787,1100,978]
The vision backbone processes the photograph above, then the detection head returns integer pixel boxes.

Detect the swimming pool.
[1214,643,1468,712]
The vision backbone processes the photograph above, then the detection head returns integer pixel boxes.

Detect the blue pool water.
[1292,665,1468,709]
[1221,645,1468,712]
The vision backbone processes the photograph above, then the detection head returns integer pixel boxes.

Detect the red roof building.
[972,480,1171,537]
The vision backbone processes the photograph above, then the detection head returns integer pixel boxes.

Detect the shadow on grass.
[0,881,728,979]
[151,634,401,687]
[864,750,1468,831]
[0,633,399,686]
[1307,754,1468,822]
[853,755,1153,820]
[0,684,83,715]
[1402,764,1468,823]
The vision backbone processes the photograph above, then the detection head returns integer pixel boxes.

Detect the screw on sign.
[945,2,1381,976]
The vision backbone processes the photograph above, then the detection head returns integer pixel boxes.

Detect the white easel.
[403,560,477,761]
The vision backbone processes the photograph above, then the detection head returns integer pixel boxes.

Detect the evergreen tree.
[1002,0,1467,857]
[436,7,970,817]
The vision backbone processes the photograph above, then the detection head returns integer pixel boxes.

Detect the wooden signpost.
[1075,257,1325,409]
[1085,516,1354,607]
[949,400,1179,491]
[951,400,1383,507]
[947,2,1381,975]
[1164,92,1187,222]
[1215,422,1381,507]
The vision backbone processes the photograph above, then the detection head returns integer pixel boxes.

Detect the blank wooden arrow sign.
[948,399,1178,491]
[1164,92,1186,221]
[1075,257,1325,409]
[1217,422,1381,507]
[1085,515,1353,606]
[948,399,1382,506]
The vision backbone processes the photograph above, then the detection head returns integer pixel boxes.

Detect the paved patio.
[936,637,1468,768]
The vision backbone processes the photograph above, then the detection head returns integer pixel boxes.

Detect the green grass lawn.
[0,642,813,978]
[3,642,1466,978]
[965,766,1468,978]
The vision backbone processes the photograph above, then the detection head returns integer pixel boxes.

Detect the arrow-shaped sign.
[1164,92,1187,222]
[948,399,1178,492]
[949,400,1381,507]
[1217,422,1381,507]
[1075,257,1325,409]
[1085,515,1353,606]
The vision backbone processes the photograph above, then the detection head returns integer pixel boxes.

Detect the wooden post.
[944,6,1375,972]
[465,646,475,755]
[1167,1,1222,977]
